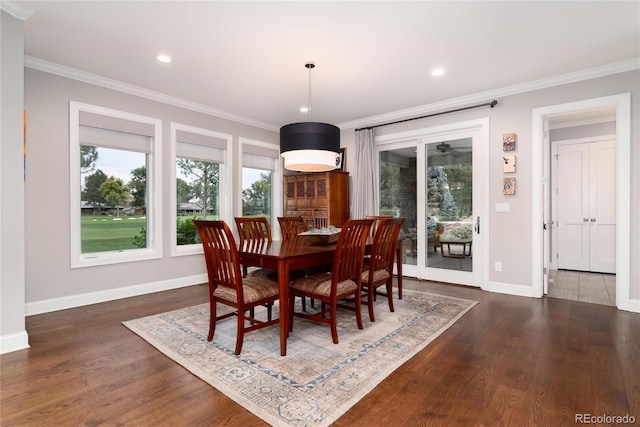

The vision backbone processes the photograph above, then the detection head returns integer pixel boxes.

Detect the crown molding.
[338,58,640,130]
[24,54,639,134]
[1,0,37,21]
[24,56,280,132]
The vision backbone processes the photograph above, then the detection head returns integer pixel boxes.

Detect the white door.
[418,129,485,287]
[555,140,615,273]
[589,140,616,273]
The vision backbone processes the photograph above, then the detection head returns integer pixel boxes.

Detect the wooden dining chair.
[277,216,308,240]
[235,216,306,283]
[234,216,277,281]
[360,217,405,322]
[193,220,280,355]
[288,219,373,344]
[364,215,393,238]
[277,216,316,311]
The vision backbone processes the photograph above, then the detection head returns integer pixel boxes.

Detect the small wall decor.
[503,177,516,195]
[336,147,347,171]
[503,133,516,151]
[503,155,516,173]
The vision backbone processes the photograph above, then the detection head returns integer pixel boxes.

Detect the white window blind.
[242,143,279,170]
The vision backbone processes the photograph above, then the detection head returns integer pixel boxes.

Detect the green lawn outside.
[81,215,147,253]
[81,214,270,253]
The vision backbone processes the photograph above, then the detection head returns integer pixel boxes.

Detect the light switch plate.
[495,203,510,212]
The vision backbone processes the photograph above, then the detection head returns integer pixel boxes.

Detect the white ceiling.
[18,1,640,129]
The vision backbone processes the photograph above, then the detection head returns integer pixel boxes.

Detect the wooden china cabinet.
[283,171,349,230]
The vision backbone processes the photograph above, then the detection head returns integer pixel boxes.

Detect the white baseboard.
[483,281,538,298]
[25,274,207,316]
[0,330,30,355]
[623,298,640,313]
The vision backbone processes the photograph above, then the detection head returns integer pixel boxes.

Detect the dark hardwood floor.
[2,279,639,426]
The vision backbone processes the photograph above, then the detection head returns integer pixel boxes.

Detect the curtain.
[352,128,379,218]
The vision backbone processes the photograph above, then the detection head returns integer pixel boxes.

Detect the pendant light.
[280,62,340,172]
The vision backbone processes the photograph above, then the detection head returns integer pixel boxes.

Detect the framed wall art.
[503,177,516,195]
[503,155,516,173]
[503,133,516,151]
[336,147,346,171]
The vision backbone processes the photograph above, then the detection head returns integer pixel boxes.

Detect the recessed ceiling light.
[156,55,172,63]
[431,68,445,77]
[299,106,309,113]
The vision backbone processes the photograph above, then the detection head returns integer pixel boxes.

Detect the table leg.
[277,260,289,356]
[396,240,402,299]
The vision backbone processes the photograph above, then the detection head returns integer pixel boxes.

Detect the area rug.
[123,289,477,426]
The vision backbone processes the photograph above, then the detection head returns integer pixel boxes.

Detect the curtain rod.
[355,100,498,132]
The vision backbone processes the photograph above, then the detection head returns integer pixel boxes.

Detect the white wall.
[1,10,28,353]
[23,68,278,313]
[341,70,639,304]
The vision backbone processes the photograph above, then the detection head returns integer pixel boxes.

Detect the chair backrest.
[332,219,373,286]
[277,216,308,241]
[234,216,273,244]
[364,215,393,237]
[368,217,405,274]
[193,220,244,299]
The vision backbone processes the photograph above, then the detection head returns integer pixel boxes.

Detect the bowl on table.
[298,227,341,245]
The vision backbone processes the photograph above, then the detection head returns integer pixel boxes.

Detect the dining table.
[238,236,403,356]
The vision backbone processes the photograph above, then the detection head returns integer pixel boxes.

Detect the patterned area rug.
[123,289,477,426]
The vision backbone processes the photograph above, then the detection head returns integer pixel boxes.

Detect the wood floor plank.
[2,280,638,426]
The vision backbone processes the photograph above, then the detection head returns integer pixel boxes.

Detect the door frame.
[375,118,489,289]
[532,93,630,310]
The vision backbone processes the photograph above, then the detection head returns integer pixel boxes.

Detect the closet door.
[556,140,615,273]
[589,140,616,273]
[557,144,590,270]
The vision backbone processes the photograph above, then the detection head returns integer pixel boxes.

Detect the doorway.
[532,93,631,310]
[552,137,616,274]
[376,119,488,288]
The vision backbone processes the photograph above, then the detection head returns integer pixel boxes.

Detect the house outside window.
[70,102,162,268]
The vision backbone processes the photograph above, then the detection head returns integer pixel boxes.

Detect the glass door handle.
[474,216,480,234]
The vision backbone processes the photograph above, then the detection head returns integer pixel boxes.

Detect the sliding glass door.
[377,122,486,287]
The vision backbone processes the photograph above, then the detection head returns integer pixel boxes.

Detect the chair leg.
[386,279,395,313]
[208,301,217,341]
[301,296,307,312]
[367,285,376,322]
[354,292,364,330]
[289,291,296,332]
[235,310,245,355]
[330,302,339,344]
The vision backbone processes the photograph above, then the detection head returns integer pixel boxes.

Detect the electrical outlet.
[495,262,502,272]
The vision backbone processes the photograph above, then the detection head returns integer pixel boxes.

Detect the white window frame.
[171,122,233,257]
[237,137,282,239]
[69,101,163,268]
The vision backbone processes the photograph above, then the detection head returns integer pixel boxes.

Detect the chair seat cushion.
[247,268,278,281]
[214,277,279,304]
[248,268,306,282]
[361,268,390,284]
[289,273,357,297]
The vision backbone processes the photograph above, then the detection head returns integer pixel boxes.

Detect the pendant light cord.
[305,61,315,122]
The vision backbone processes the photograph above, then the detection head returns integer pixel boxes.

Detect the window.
[238,137,281,233]
[70,102,162,268]
[171,123,232,256]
